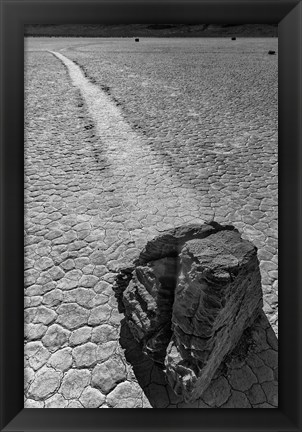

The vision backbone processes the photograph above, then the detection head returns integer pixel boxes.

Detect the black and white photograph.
[24,23,278,409]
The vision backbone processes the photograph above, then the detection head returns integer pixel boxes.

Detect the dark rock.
[114,223,226,307]
[135,38,139,42]
[113,267,134,312]
[232,37,236,40]
[114,223,263,402]
[165,229,263,401]
[136,222,233,265]
[122,257,178,364]
[268,50,276,55]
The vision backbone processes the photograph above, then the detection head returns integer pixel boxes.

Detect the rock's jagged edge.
[114,222,234,308]
[113,223,263,402]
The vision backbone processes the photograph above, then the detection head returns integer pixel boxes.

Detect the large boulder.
[114,223,263,402]
[165,229,263,401]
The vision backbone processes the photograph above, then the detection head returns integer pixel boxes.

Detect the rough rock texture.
[122,257,177,364]
[167,229,263,401]
[116,224,223,364]
[115,223,263,402]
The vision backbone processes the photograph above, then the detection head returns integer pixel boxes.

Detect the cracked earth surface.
[24,38,278,408]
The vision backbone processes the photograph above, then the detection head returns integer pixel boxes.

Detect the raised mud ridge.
[114,223,263,402]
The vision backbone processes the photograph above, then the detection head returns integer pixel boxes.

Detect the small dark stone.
[232,37,236,40]
[268,50,276,55]
[135,38,139,42]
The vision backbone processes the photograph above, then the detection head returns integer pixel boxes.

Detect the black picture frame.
[1,0,301,430]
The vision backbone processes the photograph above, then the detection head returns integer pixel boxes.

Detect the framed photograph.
[1,0,301,430]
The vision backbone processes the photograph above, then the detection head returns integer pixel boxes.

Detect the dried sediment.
[115,223,263,402]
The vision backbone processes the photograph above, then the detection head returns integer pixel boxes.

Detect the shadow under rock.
[119,311,278,408]
[119,318,178,408]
